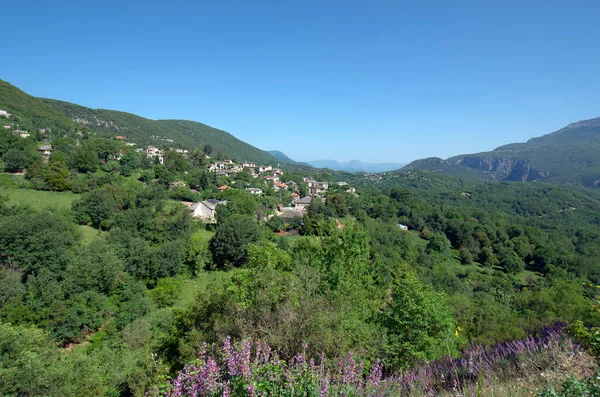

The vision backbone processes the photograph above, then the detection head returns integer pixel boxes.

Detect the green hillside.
[0,80,82,135]
[267,150,297,163]
[42,99,279,164]
[404,117,600,187]
[0,79,279,164]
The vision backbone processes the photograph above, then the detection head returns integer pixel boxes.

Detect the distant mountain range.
[0,79,279,165]
[268,151,405,172]
[404,117,600,187]
[307,159,405,173]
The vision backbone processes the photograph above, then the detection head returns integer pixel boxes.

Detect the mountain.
[267,150,298,164]
[307,159,405,173]
[404,117,600,187]
[0,79,279,165]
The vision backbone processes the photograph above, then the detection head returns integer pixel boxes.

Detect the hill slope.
[0,79,279,164]
[267,150,298,164]
[404,117,600,187]
[41,98,278,164]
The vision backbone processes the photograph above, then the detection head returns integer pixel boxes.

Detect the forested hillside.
[0,79,279,164]
[404,117,600,187]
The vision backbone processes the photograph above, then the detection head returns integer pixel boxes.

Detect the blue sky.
[1,0,600,163]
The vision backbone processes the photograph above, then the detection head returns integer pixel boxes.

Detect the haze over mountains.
[305,159,405,173]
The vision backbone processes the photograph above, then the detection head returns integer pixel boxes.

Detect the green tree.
[380,272,458,369]
[2,148,28,172]
[163,150,190,173]
[209,215,261,267]
[72,189,118,228]
[69,146,99,173]
[327,193,349,217]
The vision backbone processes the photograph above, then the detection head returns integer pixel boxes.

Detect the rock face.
[404,116,600,186]
[448,156,550,182]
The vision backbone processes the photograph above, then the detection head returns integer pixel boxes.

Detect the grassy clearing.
[0,186,79,211]
[177,271,231,308]
[0,173,30,188]
[76,225,106,245]
[191,227,215,245]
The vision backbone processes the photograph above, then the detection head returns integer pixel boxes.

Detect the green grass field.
[177,271,231,308]
[0,186,80,211]
[75,225,106,245]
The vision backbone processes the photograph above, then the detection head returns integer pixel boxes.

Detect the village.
[0,109,359,225]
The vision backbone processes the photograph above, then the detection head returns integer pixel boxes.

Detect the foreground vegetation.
[3,81,600,396]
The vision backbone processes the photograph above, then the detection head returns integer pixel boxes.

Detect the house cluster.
[277,195,315,219]
[12,129,30,138]
[136,146,165,164]
[208,160,284,182]
[303,177,329,197]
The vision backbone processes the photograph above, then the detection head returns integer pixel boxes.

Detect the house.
[115,135,126,140]
[13,130,30,138]
[38,145,53,159]
[0,110,10,118]
[246,188,263,195]
[337,181,348,186]
[309,182,328,196]
[242,162,256,168]
[209,162,227,171]
[397,224,409,231]
[169,180,187,190]
[146,146,164,164]
[190,199,227,222]
[146,146,162,156]
[38,128,47,133]
[291,192,300,201]
[346,187,356,193]
[218,185,231,191]
[258,165,272,173]
[294,196,313,211]
[274,168,283,175]
[280,210,304,219]
[2,125,11,129]
[303,177,314,183]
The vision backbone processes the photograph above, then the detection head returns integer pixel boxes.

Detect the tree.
[2,148,27,172]
[72,189,118,228]
[69,146,98,173]
[203,144,213,156]
[500,249,524,274]
[380,272,457,369]
[209,215,261,268]
[65,240,125,295]
[45,161,72,191]
[326,193,348,217]
[163,151,190,173]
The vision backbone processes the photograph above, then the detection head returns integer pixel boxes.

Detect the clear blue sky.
[2,0,599,163]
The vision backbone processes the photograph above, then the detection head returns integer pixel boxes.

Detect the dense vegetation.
[2,80,600,396]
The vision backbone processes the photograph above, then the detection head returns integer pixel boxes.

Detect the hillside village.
[1,106,358,226]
